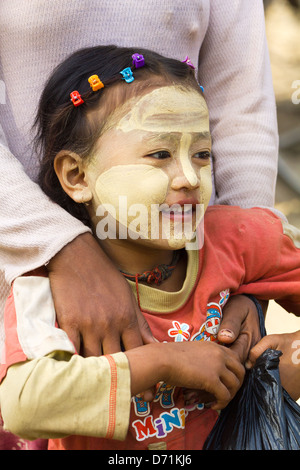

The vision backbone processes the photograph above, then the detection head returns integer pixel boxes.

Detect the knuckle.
[81,313,97,331]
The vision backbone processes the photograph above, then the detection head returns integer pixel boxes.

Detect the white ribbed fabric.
[0,0,278,351]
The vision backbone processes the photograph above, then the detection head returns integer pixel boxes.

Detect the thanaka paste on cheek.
[94,164,169,238]
[199,164,212,210]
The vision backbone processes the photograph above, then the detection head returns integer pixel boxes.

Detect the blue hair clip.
[120,67,134,83]
[199,85,204,93]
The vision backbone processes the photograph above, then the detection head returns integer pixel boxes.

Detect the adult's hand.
[246,330,300,401]
[47,232,154,357]
[217,295,265,363]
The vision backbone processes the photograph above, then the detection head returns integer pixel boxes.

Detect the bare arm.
[47,232,154,356]
[0,145,153,356]
[0,144,89,284]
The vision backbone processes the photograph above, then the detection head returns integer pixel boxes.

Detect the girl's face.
[84,85,212,249]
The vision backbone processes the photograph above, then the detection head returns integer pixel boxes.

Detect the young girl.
[0,46,299,451]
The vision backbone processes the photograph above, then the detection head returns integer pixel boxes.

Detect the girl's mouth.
[160,204,195,221]
[160,199,198,222]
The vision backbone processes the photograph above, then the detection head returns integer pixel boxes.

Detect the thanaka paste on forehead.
[112,85,209,187]
[114,86,209,134]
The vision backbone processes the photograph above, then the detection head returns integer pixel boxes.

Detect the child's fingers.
[208,351,245,409]
[210,373,243,410]
[183,388,215,406]
[222,346,246,382]
[222,368,243,398]
[137,386,156,403]
[208,379,232,410]
[217,295,262,363]
[217,295,254,344]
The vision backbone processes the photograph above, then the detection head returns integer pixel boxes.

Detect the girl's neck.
[98,238,187,292]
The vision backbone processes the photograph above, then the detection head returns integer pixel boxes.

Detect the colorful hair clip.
[132,53,145,69]
[70,90,84,107]
[182,56,195,70]
[199,85,204,93]
[120,67,134,83]
[88,74,104,91]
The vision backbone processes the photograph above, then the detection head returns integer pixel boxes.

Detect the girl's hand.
[126,341,245,410]
[246,330,300,401]
[166,342,245,410]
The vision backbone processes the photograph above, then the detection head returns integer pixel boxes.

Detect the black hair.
[34,45,202,225]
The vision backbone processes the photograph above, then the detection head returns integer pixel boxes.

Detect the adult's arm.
[0,145,153,354]
[199,0,278,208]
[0,144,89,284]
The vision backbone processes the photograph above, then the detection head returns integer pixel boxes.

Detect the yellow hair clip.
[88,75,104,91]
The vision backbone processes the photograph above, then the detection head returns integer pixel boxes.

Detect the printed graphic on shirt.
[191,289,229,342]
[190,303,222,342]
[132,407,186,442]
[167,321,190,342]
[132,381,176,418]
[154,382,175,408]
[131,289,230,442]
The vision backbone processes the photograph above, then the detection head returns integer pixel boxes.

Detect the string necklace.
[120,251,181,286]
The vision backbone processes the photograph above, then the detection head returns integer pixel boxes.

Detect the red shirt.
[2,206,300,450]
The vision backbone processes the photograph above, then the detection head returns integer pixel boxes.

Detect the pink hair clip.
[182,56,195,69]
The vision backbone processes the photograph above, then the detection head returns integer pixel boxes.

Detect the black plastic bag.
[204,297,300,450]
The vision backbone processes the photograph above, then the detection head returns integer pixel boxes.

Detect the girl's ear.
[54,151,93,204]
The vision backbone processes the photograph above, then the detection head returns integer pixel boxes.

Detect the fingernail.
[245,360,252,369]
[218,329,234,338]
[185,397,197,406]
[183,391,198,401]
[204,401,216,409]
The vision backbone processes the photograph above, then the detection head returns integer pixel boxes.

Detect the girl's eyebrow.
[191,131,211,141]
[144,131,211,143]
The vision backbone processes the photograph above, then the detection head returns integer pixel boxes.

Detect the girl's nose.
[170,135,200,191]
[170,159,200,191]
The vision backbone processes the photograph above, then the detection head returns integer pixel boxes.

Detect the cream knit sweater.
[0,0,278,350]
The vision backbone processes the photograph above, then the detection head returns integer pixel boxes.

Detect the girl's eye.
[193,151,211,161]
[145,151,171,159]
